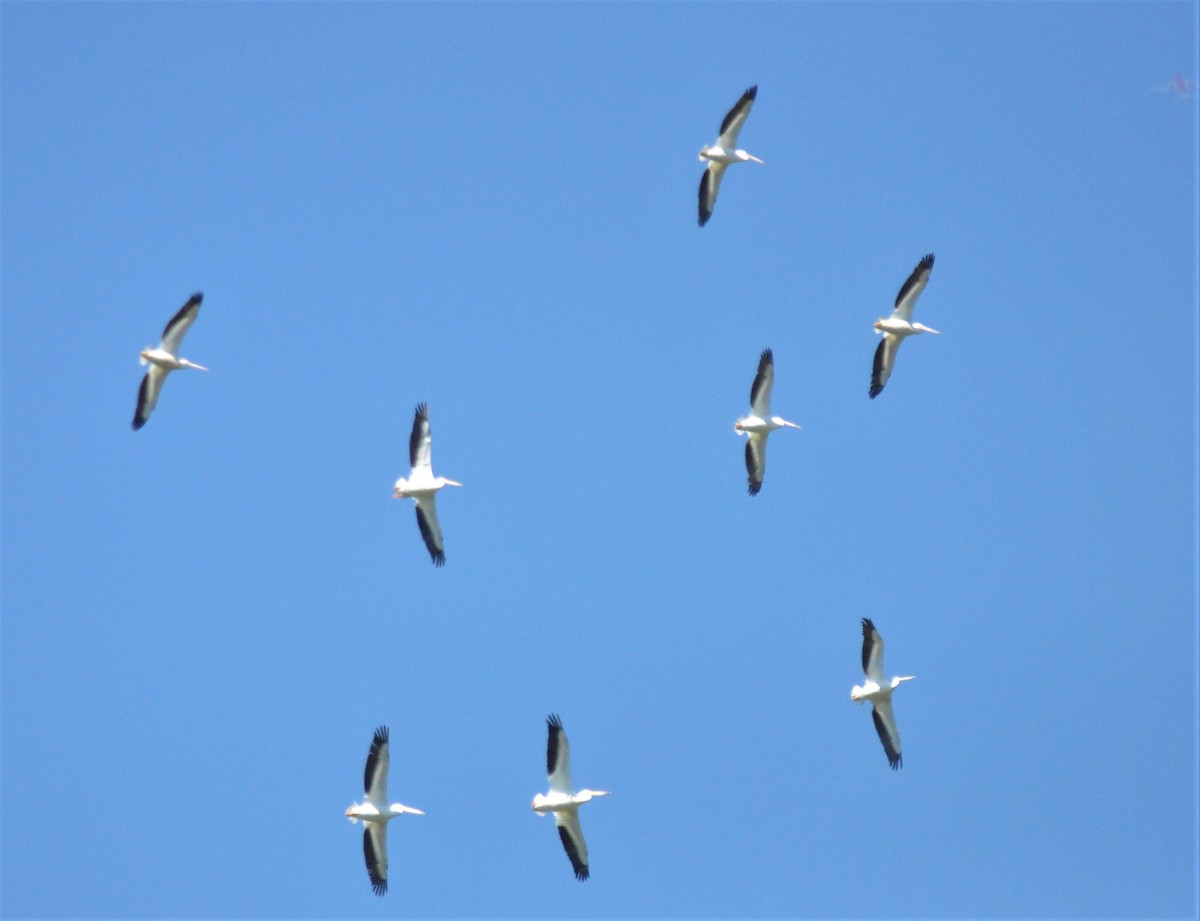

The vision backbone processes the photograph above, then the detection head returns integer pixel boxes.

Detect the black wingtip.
[747,480,761,496]
[919,253,935,270]
[548,713,563,730]
[367,868,386,897]
[414,402,429,419]
[373,725,390,745]
[430,551,446,567]
[861,618,875,634]
[744,85,758,100]
[131,417,146,431]
[557,824,590,881]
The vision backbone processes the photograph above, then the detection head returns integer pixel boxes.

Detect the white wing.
[363,822,389,895]
[364,726,390,804]
[861,618,887,685]
[546,714,574,794]
[869,335,900,399]
[715,85,757,149]
[748,348,775,418]
[554,810,591,880]
[132,364,168,430]
[890,254,934,324]
[871,698,903,770]
[408,403,433,474]
[745,433,767,497]
[698,161,727,227]
[160,292,202,357]
[414,496,446,567]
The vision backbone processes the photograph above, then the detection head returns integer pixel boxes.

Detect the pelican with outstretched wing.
[698,85,763,226]
[132,292,208,430]
[532,714,609,881]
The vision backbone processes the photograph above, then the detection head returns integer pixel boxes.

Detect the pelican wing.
[871,699,903,770]
[131,364,168,430]
[861,618,887,683]
[408,403,432,473]
[745,433,767,497]
[363,822,389,895]
[749,348,775,417]
[859,618,888,681]
[555,810,591,881]
[891,254,934,323]
[364,725,390,803]
[869,335,900,399]
[698,161,727,227]
[414,496,446,567]
[160,292,203,356]
[716,85,757,149]
[546,714,574,793]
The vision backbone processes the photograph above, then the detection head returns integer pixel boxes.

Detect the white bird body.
[532,788,606,811]
[393,404,461,567]
[870,254,941,398]
[698,147,763,166]
[734,348,801,496]
[139,348,207,371]
[132,292,207,430]
[698,85,762,226]
[851,619,914,770]
[346,726,424,896]
[532,714,608,881]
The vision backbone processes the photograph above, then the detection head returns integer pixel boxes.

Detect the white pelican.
[698,85,762,226]
[132,292,208,430]
[392,403,461,567]
[869,254,941,399]
[532,714,609,881]
[734,348,801,496]
[851,618,914,770]
[345,726,425,896]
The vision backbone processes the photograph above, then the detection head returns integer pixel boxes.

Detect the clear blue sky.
[2,3,1196,918]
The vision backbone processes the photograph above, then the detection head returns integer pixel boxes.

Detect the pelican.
[532,714,609,881]
[698,85,762,226]
[345,726,425,896]
[851,618,914,770]
[869,254,941,399]
[392,404,461,567]
[132,292,208,430]
[734,348,801,496]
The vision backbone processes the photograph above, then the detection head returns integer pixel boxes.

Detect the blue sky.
[1,2,1196,918]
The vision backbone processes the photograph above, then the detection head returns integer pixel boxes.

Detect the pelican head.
[180,359,209,371]
[739,151,764,164]
[771,417,801,430]
[912,323,941,335]
[892,675,916,688]
[577,789,610,803]
[390,802,425,816]
[439,478,463,488]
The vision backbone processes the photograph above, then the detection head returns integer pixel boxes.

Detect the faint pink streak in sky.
[1153,73,1196,99]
